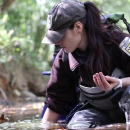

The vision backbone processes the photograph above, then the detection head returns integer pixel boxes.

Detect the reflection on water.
[0,102,45,130]
[96,123,126,130]
[0,120,128,130]
[0,102,128,130]
[0,119,42,130]
[126,123,130,130]
[0,120,68,130]
[0,102,68,130]
[0,121,128,130]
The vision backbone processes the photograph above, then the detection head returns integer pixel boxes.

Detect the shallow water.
[0,121,128,130]
[0,102,68,130]
[0,102,128,130]
[0,102,44,129]
[0,119,42,130]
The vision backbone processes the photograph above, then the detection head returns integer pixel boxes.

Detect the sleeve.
[44,49,77,115]
[111,32,130,76]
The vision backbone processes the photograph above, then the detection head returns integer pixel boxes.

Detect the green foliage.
[0,0,130,72]
[0,0,55,71]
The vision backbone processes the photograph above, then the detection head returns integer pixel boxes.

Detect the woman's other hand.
[93,72,119,91]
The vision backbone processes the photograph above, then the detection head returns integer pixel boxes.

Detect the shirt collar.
[68,47,89,71]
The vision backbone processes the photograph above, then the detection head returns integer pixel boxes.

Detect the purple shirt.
[45,31,130,115]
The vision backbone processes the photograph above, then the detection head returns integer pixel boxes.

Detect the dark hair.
[69,1,123,85]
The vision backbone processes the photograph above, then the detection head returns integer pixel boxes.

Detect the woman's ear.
[74,21,83,33]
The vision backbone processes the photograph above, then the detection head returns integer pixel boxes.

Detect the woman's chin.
[63,49,68,53]
[64,50,71,53]
[63,49,73,53]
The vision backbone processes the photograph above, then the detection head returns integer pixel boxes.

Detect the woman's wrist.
[114,78,122,90]
[121,77,130,87]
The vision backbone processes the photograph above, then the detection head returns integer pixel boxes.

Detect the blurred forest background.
[0,0,130,103]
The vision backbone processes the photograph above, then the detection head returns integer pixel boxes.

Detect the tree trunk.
[1,0,15,12]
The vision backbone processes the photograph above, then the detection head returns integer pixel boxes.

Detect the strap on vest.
[121,14,130,34]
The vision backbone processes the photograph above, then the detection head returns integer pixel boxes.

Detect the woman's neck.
[78,30,88,51]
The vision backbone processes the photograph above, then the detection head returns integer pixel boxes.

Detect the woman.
[42,0,130,128]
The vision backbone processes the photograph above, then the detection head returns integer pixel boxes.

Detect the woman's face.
[56,22,87,53]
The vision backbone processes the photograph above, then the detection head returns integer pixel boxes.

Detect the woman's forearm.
[42,108,60,123]
[122,77,130,87]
